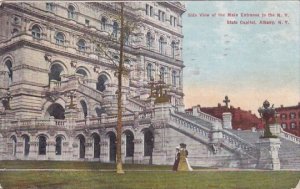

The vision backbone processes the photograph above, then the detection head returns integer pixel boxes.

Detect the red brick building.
[275,103,300,137]
[196,103,263,130]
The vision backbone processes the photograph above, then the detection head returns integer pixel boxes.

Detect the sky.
[182,1,300,115]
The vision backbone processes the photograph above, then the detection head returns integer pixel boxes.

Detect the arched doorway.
[92,133,100,158]
[77,134,85,159]
[49,64,64,82]
[107,132,116,162]
[46,103,65,119]
[38,135,47,155]
[144,129,154,161]
[55,136,63,155]
[124,130,134,157]
[22,135,30,156]
[96,75,108,92]
[11,135,17,156]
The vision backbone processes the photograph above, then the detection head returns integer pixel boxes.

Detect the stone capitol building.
[0,2,299,170]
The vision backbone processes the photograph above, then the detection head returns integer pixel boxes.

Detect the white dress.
[186,157,193,171]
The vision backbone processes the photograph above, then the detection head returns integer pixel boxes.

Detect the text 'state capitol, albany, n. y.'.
[0,2,299,170]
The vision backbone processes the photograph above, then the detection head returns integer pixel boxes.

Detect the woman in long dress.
[185,149,193,171]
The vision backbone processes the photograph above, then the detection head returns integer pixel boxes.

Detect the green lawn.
[0,161,299,189]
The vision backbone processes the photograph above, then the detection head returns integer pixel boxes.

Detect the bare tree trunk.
[116,2,125,174]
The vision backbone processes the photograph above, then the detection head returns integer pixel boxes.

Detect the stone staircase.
[170,112,258,159]
[278,138,300,169]
[170,111,300,169]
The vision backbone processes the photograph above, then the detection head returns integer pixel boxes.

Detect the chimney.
[280,105,283,108]
[218,103,221,107]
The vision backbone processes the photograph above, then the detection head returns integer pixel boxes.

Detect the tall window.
[159,37,164,54]
[146,32,151,49]
[172,71,177,86]
[38,136,47,155]
[55,137,62,155]
[46,3,54,11]
[146,63,153,80]
[112,22,118,38]
[68,5,75,19]
[171,41,176,58]
[55,32,64,45]
[31,25,41,39]
[160,67,165,82]
[101,17,107,31]
[158,10,165,22]
[170,16,176,27]
[77,39,86,51]
[150,6,153,17]
[291,122,296,129]
[146,4,149,15]
[97,75,108,92]
[5,60,13,85]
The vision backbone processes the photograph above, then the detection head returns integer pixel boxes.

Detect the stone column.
[269,124,281,137]
[28,141,38,160]
[154,102,172,120]
[100,140,109,163]
[256,138,281,170]
[222,112,232,129]
[85,138,93,160]
[133,139,143,164]
[47,140,56,160]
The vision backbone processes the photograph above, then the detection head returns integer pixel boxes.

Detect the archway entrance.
[124,130,134,157]
[49,64,64,82]
[144,129,154,164]
[46,103,65,119]
[77,135,85,159]
[92,133,100,158]
[96,75,108,92]
[107,132,116,162]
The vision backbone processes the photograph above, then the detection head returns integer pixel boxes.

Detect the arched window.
[159,37,164,54]
[112,21,118,38]
[101,17,107,31]
[76,69,87,77]
[172,71,177,86]
[146,32,151,49]
[146,63,153,80]
[11,136,17,156]
[55,136,62,155]
[77,39,86,51]
[5,60,13,85]
[38,135,47,155]
[55,32,65,45]
[159,67,165,82]
[171,41,176,58]
[68,5,75,19]
[23,135,30,156]
[31,25,41,39]
[80,100,88,118]
[96,75,108,92]
[49,64,64,82]
[46,103,65,120]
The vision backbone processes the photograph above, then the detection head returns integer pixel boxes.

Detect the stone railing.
[78,84,103,102]
[280,129,300,144]
[197,111,222,124]
[0,118,73,130]
[221,130,258,157]
[170,112,211,142]
[127,98,146,112]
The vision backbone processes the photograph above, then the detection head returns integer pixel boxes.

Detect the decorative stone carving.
[70,60,77,68]
[44,53,52,62]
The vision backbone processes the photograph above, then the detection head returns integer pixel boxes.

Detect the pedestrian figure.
[172,147,180,171]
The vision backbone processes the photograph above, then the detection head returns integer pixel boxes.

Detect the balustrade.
[281,130,300,144]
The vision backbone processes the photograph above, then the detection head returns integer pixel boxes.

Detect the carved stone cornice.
[13,64,48,73]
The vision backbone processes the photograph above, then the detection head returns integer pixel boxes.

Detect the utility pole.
[116,2,125,174]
